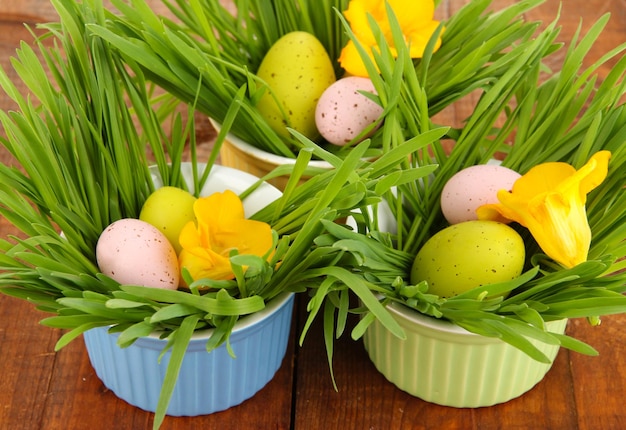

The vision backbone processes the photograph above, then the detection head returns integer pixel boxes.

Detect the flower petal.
[178,220,202,250]
[177,190,275,283]
[389,0,435,31]
[565,150,611,199]
[526,191,591,267]
[340,0,443,77]
[179,248,235,281]
[194,189,245,227]
[512,162,575,199]
[339,40,373,77]
[211,218,274,257]
[407,22,443,58]
[343,0,381,44]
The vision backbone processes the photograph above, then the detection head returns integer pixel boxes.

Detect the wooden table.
[1,1,625,429]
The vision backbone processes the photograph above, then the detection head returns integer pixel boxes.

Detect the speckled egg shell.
[441,164,521,224]
[410,220,525,298]
[315,76,383,146]
[96,218,180,289]
[256,31,336,140]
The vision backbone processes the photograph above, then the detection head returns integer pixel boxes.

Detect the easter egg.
[441,164,521,224]
[139,186,197,253]
[96,218,180,290]
[410,220,525,298]
[315,76,383,146]
[256,31,336,140]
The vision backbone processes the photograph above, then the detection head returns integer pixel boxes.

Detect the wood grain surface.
[1,1,625,429]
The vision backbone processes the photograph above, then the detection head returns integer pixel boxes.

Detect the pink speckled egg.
[96,218,180,289]
[315,76,383,146]
[441,164,521,224]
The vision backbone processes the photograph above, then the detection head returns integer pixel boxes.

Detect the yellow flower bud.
[477,151,612,268]
[339,0,443,77]
[178,190,274,282]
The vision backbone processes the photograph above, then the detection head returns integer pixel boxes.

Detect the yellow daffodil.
[178,190,274,282]
[477,151,611,268]
[339,0,443,77]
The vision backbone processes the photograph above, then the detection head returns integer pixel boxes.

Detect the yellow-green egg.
[410,220,525,298]
[139,186,197,254]
[256,31,336,140]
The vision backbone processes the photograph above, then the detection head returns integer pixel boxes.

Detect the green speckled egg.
[410,220,525,298]
[256,31,336,140]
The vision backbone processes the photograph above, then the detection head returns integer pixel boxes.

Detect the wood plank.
[294,300,582,429]
[0,297,61,428]
[0,0,175,23]
[0,0,58,23]
[568,315,626,430]
[37,324,296,429]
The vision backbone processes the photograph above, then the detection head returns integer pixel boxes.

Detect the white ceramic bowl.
[211,119,332,191]
[149,162,282,215]
[363,301,567,407]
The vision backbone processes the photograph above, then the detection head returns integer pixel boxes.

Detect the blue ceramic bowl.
[83,291,294,416]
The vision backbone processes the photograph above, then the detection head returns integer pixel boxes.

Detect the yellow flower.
[477,151,611,268]
[339,0,443,77]
[178,190,274,282]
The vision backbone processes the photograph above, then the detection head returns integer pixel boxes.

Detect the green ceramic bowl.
[363,302,567,407]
